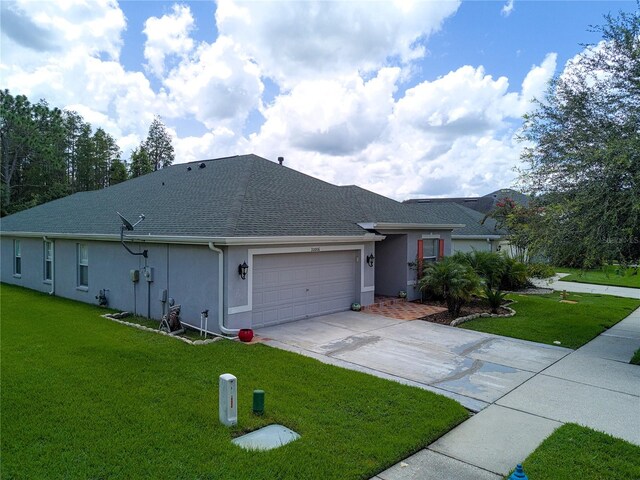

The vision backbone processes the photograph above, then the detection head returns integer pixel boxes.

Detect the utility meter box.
[219,373,237,426]
[130,269,139,282]
[143,267,154,282]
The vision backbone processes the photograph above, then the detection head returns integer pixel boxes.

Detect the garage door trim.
[228,244,373,315]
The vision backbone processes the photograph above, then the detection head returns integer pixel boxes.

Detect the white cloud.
[143,4,195,78]
[163,35,264,129]
[501,0,515,17]
[247,55,556,200]
[215,0,461,86]
[0,0,125,64]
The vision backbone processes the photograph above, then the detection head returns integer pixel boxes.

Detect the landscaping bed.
[420,298,512,325]
[0,284,467,480]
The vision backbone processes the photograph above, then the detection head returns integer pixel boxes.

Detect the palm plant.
[419,257,481,317]
[483,286,507,314]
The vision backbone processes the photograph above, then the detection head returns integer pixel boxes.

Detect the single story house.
[404,201,507,254]
[1,154,463,334]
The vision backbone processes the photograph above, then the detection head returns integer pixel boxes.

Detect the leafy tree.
[109,158,128,185]
[143,116,174,171]
[419,257,481,317]
[129,146,153,178]
[519,9,640,267]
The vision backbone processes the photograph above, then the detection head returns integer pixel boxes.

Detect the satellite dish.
[117,212,134,231]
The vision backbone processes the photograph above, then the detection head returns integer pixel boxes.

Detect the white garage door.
[252,250,358,328]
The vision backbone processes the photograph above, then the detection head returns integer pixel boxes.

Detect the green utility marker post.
[253,390,265,415]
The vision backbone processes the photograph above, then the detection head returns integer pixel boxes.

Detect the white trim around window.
[43,240,53,283]
[77,243,89,289]
[13,239,21,277]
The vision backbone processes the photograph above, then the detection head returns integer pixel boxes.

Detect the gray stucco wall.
[1,237,219,332]
[452,238,496,254]
[373,229,453,301]
[374,234,407,298]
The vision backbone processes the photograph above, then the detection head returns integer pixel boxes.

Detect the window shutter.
[438,239,445,259]
[417,239,424,277]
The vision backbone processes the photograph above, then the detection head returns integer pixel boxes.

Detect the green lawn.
[508,424,640,480]
[461,292,640,349]
[0,284,467,480]
[556,265,640,289]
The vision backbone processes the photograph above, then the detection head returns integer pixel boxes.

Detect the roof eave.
[0,231,386,245]
[358,222,465,230]
[452,234,505,240]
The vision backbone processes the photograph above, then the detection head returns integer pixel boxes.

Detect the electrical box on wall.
[158,289,167,302]
[130,269,139,282]
[143,267,154,282]
[219,374,237,426]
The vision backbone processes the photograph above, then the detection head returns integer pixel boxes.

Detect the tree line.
[0,89,174,216]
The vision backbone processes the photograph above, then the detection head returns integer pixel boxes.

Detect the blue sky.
[1,0,635,199]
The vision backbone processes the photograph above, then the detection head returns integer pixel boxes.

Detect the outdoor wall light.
[238,261,249,280]
[366,254,375,267]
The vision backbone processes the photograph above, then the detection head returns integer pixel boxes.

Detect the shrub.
[419,257,481,317]
[527,263,556,279]
[500,256,530,290]
[452,251,505,290]
[483,286,507,314]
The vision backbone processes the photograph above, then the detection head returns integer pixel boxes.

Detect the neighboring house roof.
[404,188,529,214]
[410,201,507,238]
[1,154,458,240]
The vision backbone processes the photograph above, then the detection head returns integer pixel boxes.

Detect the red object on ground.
[239,329,254,342]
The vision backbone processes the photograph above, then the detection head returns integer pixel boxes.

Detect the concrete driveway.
[256,311,571,412]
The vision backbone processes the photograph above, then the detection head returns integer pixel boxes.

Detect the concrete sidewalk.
[372,306,640,479]
[531,274,640,299]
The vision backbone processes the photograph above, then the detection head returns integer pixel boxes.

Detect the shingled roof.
[410,201,507,237]
[405,188,529,214]
[1,154,457,239]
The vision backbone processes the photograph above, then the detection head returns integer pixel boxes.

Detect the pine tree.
[129,146,153,178]
[143,115,174,171]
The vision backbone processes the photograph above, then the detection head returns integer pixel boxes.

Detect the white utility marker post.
[219,373,237,426]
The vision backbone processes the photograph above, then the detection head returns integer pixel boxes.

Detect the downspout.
[208,242,239,336]
[43,236,54,295]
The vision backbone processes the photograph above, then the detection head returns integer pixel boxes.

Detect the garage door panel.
[252,251,357,327]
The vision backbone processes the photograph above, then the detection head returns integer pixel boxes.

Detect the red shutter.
[417,239,424,278]
[438,239,445,259]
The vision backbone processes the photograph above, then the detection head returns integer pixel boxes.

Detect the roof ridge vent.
[278,156,284,166]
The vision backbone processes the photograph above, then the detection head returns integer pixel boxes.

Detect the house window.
[14,240,21,276]
[77,243,89,288]
[44,241,53,282]
[422,239,439,263]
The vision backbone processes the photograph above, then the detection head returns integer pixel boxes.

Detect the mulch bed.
[419,298,511,325]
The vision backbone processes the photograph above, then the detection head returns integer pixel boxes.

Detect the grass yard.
[509,423,640,480]
[461,292,640,349]
[0,284,467,480]
[555,265,640,289]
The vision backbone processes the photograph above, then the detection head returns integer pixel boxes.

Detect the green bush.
[452,251,530,291]
[527,263,556,279]
[483,286,507,314]
[500,256,530,290]
[419,257,481,317]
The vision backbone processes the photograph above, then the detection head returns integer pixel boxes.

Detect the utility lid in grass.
[232,424,300,451]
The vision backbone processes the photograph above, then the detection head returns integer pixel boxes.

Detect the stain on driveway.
[256,311,571,411]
